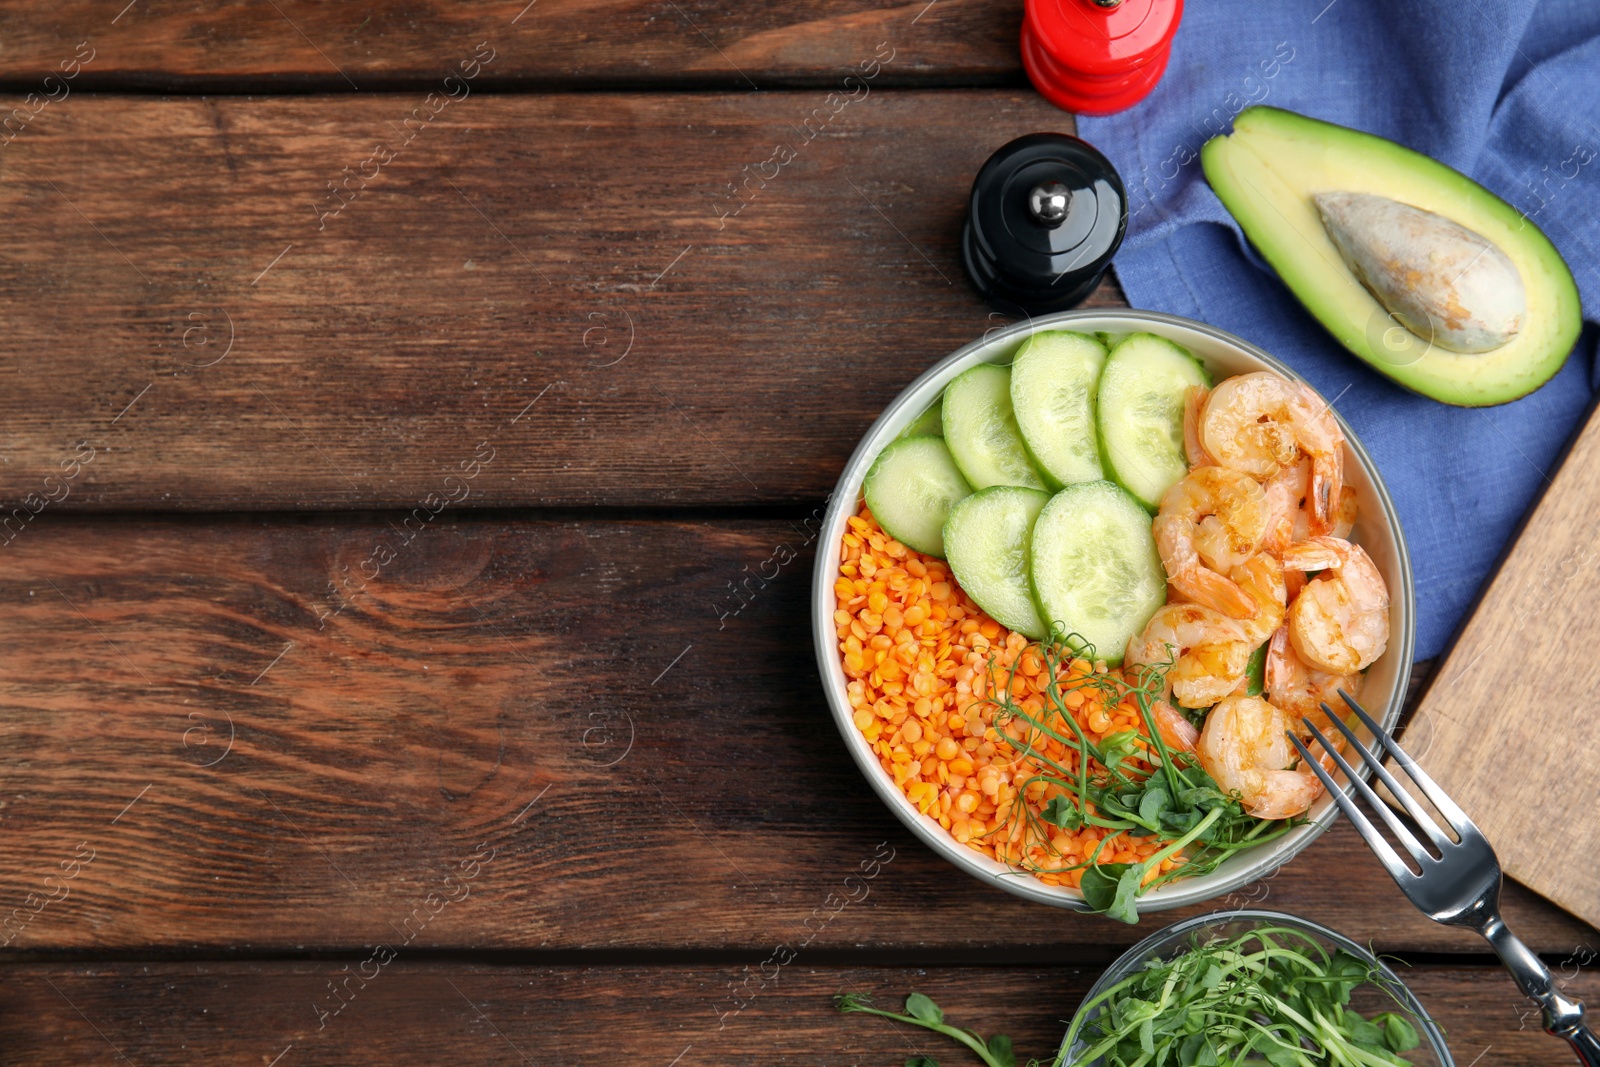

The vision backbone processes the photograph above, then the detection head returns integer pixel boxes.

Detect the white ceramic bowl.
[812,309,1416,915]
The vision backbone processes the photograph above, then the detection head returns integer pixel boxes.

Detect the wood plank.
[1410,400,1600,930]
[0,91,1104,512]
[1,961,1592,1065]
[0,1,1024,89]
[0,517,1587,954]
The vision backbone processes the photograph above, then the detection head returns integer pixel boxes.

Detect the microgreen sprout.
[973,630,1299,923]
[835,992,1017,1067]
[1055,924,1425,1066]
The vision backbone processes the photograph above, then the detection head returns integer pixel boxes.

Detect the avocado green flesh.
[1202,107,1581,406]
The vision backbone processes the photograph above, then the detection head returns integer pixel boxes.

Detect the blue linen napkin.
[1078,0,1600,660]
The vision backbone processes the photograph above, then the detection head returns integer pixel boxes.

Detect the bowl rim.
[1058,907,1455,1065]
[811,307,1417,914]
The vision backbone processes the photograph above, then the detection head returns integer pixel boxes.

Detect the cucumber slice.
[1011,330,1107,489]
[898,397,944,439]
[943,486,1051,638]
[1096,334,1213,510]
[862,435,972,557]
[941,363,1047,491]
[1029,480,1167,665]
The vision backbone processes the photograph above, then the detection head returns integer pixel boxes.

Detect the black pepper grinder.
[960,132,1127,315]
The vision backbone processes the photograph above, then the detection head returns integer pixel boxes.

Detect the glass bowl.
[1059,909,1454,1065]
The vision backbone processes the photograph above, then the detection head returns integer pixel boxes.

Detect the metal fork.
[1289,691,1600,1066]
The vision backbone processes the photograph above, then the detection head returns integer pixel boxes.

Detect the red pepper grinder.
[1021,0,1183,116]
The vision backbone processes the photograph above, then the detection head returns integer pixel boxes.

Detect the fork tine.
[1300,717,1433,867]
[1290,730,1351,816]
[1289,731,1415,885]
[1316,702,1453,852]
[1338,689,1479,839]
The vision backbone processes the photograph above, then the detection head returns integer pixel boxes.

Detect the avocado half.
[1202,107,1582,406]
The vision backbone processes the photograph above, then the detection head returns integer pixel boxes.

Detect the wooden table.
[0,3,1592,1062]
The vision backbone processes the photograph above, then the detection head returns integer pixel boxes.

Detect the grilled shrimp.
[1201,373,1345,536]
[1260,458,1357,602]
[1229,553,1287,647]
[1126,603,1252,709]
[1168,552,1284,648]
[1280,537,1390,674]
[1153,467,1269,619]
[1265,624,1361,730]
[1261,459,1310,557]
[1197,694,1324,820]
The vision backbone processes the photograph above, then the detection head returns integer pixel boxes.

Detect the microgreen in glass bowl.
[835,909,1453,1066]
[1058,910,1452,1066]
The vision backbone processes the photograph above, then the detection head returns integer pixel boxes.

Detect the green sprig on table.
[834,992,1016,1067]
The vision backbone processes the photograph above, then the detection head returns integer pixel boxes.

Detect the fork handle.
[1562,1025,1600,1067]
[1483,918,1599,1065]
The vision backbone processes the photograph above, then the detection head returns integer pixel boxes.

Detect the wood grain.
[0,91,1110,512]
[0,0,1024,89]
[1410,400,1600,931]
[0,516,1586,954]
[1,961,1591,1065]
[0,2,1563,1050]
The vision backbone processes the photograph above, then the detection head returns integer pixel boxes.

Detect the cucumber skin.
[942,486,1051,638]
[1096,335,1213,512]
[1010,331,1108,491]
[1027,480,1166,666]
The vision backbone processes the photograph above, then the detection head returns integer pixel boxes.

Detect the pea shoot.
[1060,924,1424,1066]
[835,992,1016,1067]
[976,633,1299,923]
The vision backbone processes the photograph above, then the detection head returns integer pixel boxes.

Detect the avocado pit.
[1313,191,1525,354]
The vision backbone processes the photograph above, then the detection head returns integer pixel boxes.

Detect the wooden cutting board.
[1406,397,1600,930]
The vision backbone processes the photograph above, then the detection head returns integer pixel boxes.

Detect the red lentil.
[837,504,1184,889]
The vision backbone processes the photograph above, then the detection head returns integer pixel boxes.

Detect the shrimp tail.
[1279,536,1343,572]
[1244,770,1325,820]
[1174,567,1258,619]
[1298,383,1345,536]
[1306,456,1341,536]
[1265,626,1293,698]
[1152,700,1199,754]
